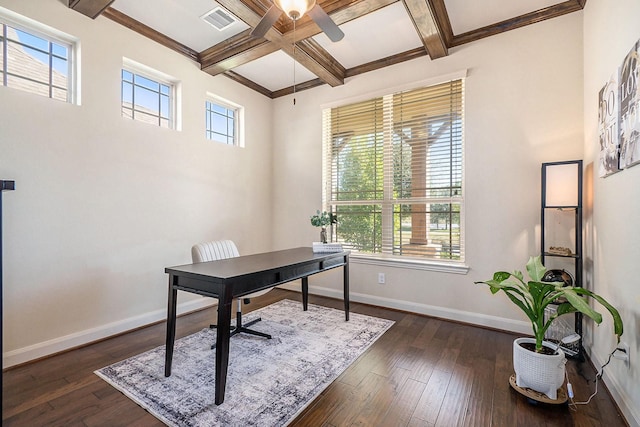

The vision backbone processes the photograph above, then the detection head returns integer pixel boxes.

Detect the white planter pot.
[513,337,566,400]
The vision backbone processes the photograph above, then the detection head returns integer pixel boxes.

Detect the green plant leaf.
[503,290,535,323]
[477,277,523,293]
[526,256,547,282]
[555,302,578,316]
[476,279,534,319]
[475,280,504,294]
[573,288,624,340]
[475,256,624,352]
[527,281,554,304]
[540,312,558,337]
[493,271,511,282]
[561,289,603,324]
[512,270,524,282]
[310,210,337,227]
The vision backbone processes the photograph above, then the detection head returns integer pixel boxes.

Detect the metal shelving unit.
[541,160,583,359]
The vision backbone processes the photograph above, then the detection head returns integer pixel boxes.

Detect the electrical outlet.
[378,273,385,284]
[614,342,630,368]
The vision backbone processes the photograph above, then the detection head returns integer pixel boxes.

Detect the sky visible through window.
[1,23,70,101]
[206,100,236,144]
[7,26,69,76]
[120,66,172,128]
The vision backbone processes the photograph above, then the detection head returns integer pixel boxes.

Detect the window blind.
[322,79,464,262]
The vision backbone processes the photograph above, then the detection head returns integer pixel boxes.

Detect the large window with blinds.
[322,79,464,262]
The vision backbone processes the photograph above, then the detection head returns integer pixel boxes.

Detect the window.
[121,61,176,129]
[322,79,464,263]
[0,14,75,103]
[206,96,242,146]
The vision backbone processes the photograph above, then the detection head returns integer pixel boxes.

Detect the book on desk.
[312,242,344,253]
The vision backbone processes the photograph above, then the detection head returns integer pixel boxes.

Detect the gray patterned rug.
[95,299,394,426]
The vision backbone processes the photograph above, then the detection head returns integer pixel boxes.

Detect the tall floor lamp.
[1,180,16,373]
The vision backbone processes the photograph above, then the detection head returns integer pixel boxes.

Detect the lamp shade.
[544,162,579,207]
[274,0,316,20]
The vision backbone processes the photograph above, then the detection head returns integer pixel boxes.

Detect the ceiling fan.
[250,0,345,42]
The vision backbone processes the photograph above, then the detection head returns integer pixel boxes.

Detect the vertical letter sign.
[619,40,640,169]
[598,71,620,177]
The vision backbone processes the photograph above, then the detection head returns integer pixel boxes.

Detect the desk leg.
[164,275,178,377]
[215,289,233,405]
[344,255,350,321]
[301,277,309,311]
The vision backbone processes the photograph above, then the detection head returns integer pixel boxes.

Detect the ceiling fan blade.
[307,4,344,42]
[250,5,282,39]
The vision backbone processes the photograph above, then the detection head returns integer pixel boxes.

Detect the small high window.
[0,11,76,103]
[121,60,177,129]
[206,95,243,146]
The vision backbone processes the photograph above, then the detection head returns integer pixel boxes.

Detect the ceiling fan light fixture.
[274,0,316,20]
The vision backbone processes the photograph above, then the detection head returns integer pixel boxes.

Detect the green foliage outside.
[331,130,462,259]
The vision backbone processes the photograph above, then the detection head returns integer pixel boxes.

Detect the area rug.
[95,299,394,426]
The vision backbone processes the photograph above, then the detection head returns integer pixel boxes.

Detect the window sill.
[350,253,469,274]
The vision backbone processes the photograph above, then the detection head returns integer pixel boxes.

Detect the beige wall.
[273,12,584,331]
[0,0,274,365]
[1,0,637,423]
[583,0,640,424]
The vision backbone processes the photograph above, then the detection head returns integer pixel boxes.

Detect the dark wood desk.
[164,247,350,405]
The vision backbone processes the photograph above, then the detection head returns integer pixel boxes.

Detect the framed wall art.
[598,71,620,177]
[597,37,640,177]
[619,40,639,169]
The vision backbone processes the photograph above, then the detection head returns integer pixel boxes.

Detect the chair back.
[192,240,239,263]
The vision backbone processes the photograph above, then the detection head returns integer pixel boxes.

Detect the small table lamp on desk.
[1,180,16,373]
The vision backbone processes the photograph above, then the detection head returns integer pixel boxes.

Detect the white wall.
[273,12,584,333]
[583,0,640,424]
[0,0,274,366]
[2,1,636,423]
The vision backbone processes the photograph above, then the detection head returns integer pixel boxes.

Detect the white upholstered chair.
[191,240,273,343]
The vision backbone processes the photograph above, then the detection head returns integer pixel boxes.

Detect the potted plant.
[310,210,337,243]
[475,256,623,400]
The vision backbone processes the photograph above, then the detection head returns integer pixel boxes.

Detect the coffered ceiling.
[69,0,587,98]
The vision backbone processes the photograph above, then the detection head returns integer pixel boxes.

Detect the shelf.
[541,160,583,360]
[543,206,578,210]
[543,252,579,259]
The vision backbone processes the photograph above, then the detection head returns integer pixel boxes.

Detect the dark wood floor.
[2,289,628,426]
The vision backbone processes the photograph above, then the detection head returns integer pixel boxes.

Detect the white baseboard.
[3,298,217,369]
[590,351,640,427]
[3,283,526,370]
[277,283,532,335]
[7,283,635,426]
[279,283,639,427]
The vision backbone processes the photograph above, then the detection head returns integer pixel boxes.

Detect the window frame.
[205,94,244,147]
[0,7,79,104]
[321,74,468,272]
[121,58,179,130]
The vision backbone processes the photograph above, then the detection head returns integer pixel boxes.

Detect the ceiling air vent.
[201,7,237,31]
